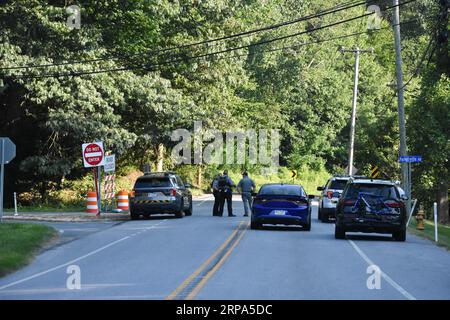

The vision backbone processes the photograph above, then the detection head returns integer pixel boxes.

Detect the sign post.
[0,138,16,222]
[82,142,105,215]
[399,155,422,219]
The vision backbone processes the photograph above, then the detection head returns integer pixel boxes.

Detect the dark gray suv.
[129,172,192,219]
[335,178,408,241]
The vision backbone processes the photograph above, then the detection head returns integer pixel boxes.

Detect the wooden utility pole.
[340,47,373,176]
[392,0,411,216]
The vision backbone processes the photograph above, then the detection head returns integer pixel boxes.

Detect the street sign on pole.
[82,142,105,167]
[344,165,358,175]
[291,170,297,179]
[399,155,422,163]
[0,137,16,165]
[104,154,115,173]
[0,137,16,222]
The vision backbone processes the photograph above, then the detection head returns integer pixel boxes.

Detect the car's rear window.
[134,178,173,188]
[259,185,304,196]
[328,179,348,190]
[344,184,399,199]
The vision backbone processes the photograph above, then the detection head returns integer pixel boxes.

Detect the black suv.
[335,178,408,241]
[129,172,192,219]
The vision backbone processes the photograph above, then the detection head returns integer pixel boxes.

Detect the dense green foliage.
[0,1,448,220]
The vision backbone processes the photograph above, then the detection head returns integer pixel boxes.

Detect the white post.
[433,202,438,242]
[14,192,18,216]
[406,198,418,227]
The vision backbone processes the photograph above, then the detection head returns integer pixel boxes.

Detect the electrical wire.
[7,0,418,79]
[0,0,367,71]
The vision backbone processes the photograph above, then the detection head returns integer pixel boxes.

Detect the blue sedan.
[251,184,314,230]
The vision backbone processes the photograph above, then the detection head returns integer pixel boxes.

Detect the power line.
[0,0,368,71]
[8,0,417,80]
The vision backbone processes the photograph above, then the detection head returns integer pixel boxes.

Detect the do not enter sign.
[82,142,105,167]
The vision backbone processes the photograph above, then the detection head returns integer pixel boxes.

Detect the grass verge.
[5,204,84,213]
[0,222,58,277]
[408,218,450,250]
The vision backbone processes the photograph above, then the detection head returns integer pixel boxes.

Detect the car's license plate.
[147,193,157,197]
[273,210,286,215]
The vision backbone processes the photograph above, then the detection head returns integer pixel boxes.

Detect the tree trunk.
[438,180,449,224]
[156,144,164,172]
[197,165,203,188]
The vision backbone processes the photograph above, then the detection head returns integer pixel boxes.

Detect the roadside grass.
[0,222,58,277]
[408,219,450,250]
[5,204,84,213]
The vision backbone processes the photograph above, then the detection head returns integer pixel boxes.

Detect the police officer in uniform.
[237,171,256,217]
[211,174,221,216]
[218,170,235,217]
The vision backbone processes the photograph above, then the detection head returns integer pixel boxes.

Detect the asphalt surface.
[0,197,449,300]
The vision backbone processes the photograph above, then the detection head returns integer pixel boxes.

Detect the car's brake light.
[385,200,404,208]
[344,200,355,206]
[130,191,135,198]
[327,191,333,199]
[170,188,177,196]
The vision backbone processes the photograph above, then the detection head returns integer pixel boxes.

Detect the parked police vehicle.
[129,172,192,219]
[335,177,408,241]
[317,175,352,222]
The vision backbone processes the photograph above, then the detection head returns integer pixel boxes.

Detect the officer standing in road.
[211,174,221,216]
[237,171,256,217]
[218,170,235,217]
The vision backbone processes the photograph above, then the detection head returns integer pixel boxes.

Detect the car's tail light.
[170,188,177,196]
[295,199,308,206]
[253,198,266,205]
[344,200,355,206]
[130,190,135,198]
[327,191,333,199]
[385,200,404,208]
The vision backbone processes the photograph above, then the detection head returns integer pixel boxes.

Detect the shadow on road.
[135,215,178,221]
[345,234,394,242]
[257,225,307,232]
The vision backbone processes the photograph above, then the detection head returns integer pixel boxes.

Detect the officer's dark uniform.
[218,174,235,217]
[211,176,220,216]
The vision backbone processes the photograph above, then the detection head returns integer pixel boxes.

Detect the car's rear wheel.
[130,212,139,220]
[251,219,261,230]
[393,229,406,242]
[335,225,345,239]
[175,209,185,218]
[303,214,311,231]
[184,201,193,216]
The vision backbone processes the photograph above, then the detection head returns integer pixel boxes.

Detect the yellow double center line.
[166,221,249,300]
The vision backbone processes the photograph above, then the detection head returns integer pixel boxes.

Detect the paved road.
[0,197,449,300]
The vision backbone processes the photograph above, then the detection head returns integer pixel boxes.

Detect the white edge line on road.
[348,239,416,300]
[0,220,166,291]
[194,199,210,207]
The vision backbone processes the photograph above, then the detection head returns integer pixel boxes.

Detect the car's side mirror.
[317,186,324,191]
[401,194,408,201]
[251,192,258,197]
[184,183,192,188]
[308,195,315,200]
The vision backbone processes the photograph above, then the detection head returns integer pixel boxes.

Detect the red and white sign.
[82,142,105,167]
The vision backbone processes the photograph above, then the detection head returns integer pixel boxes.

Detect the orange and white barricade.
[117,190,129,211]
[86,191,99,214]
